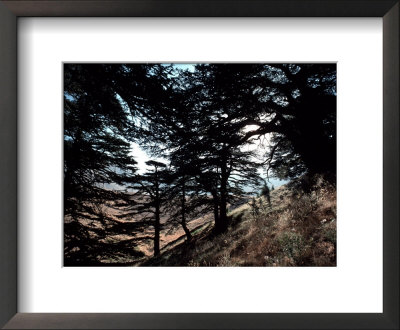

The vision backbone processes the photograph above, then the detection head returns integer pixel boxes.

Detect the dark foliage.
[64,63,336,265]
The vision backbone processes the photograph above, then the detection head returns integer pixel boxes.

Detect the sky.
[129,142,167,174]
[172,63,195,72]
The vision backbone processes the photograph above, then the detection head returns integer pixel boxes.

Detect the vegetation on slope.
[142,175,336,267]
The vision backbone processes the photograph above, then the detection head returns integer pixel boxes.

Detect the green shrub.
[277,232,305,259]
[260,185,271,206]
[322,227,336,244]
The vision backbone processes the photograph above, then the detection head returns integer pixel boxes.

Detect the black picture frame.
[0,1,398,329]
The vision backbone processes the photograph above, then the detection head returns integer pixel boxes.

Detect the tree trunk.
[218,158,228,233]
[154,167,161,257]
[181,217,192,242]
[154,204,160,256]
[181,181,192,242]
[211,190,220,231]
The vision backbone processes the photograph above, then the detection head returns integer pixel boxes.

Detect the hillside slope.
[142,176,336,267]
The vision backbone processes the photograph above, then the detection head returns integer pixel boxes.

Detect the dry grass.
[65,175,336,267]
[145,174,336,267]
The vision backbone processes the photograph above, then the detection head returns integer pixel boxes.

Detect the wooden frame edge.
[0,0,17,328]
[0,1,398,329]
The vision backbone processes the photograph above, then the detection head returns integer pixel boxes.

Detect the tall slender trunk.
[211,190,220,230]
[154,203,160,256]
[218,157,228,233]
[154,167,160,257]
[181,180,192,242]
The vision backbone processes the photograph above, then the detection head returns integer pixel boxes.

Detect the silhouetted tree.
[125,160,169,257]
[165,170,193,242]
[253,64,337,180]
[64,64,170,263]
[183,64,267,232]
[64,64,141,264]
[64,62,337,263]
[63,64,170,220]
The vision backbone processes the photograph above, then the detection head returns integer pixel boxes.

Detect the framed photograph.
[0,1,398,329]
[61,62,337,268]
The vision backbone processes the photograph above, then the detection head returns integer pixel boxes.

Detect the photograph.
[64,63,337,267]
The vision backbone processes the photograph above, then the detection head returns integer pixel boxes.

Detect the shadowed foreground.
[65,176,336,267]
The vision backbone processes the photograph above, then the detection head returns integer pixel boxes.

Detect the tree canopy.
[64,63,336,259]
